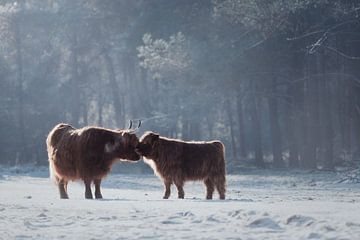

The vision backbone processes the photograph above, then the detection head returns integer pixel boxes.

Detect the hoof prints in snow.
[162,211,197,225]
[161,220,181,224]
[307,232,323,239]
[286,215,314,227]
[247,217,282,230]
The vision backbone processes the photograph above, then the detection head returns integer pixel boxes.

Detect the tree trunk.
[182,118,190,140]
[225,99,237,161]
[206,115,214,139]
[250,82,264,168]
[301,54,318,169]
[286,80,300,168]
[123,54,139,119]
[189,121,201,140]
[287,43,302,168]
[69,32,81,127]
[98,94,104,126]
[139,67,152,116]
[268,77,284,168]
[337,37,351,162]
[236,93,247,159]
[322,81,334,170]
[103,51,124,127]
[82,103,88,126]
[14,16,27,164]
[319,50,334,170]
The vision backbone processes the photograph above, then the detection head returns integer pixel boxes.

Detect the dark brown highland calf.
[136,131,226,200]
[46,122,140,199]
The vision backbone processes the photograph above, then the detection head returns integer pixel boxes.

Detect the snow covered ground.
[1,165,360,240]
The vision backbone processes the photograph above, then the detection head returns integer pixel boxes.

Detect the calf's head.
[105,131,141,161]
[135,131,159,158]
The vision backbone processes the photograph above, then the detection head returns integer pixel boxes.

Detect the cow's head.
[135,131,159,159]
[105,131,140,161]
[105,120,142,161]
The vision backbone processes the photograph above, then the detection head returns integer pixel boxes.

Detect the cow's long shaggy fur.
[136,131,226,200]
[46,123,140,199]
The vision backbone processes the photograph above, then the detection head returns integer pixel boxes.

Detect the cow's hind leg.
[163,179,172,199]
[174,179,185,199]
[204,178,214,200]
[214,175,226,200]
[58,178,69,199]
[84,179,93,199]
[94,179,103,199]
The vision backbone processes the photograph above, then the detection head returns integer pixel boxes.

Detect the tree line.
[0,0,359,171]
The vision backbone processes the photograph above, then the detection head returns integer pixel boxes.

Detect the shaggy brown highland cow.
[46,123,140,199]
[136,131,226,200]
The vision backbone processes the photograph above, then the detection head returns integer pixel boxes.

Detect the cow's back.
[156,138,225,180]
[182,141,225,179]
[47,124,74,147]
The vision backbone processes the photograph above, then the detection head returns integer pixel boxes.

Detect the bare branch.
[323,45,360,60]
[286,30,325,41]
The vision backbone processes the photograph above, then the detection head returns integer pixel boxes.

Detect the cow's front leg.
[84,179,93,199]
[163,179,172,199]
[94,179,103,199]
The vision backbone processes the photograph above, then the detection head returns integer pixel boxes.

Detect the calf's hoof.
[60,195,69,199]
[85,193,93,199]
[163,195,169,199]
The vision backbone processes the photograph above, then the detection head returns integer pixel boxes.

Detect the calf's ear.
[152,133,159,141]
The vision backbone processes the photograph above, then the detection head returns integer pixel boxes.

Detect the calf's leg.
[174,180,185,199]
[204,178,214,200]
[163,179,172,199]
[94,179,103,199]
[214,175,226,200]
[84,179,93,199]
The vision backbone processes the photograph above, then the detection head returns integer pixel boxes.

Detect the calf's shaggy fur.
[46,123,140,199]
[136,131,226,200]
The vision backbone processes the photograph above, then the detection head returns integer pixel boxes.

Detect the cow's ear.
[152,133,159,141]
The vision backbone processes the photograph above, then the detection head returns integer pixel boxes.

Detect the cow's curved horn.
[128,120,133,129]
[137,120,142,129]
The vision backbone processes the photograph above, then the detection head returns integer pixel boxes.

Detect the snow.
[1,165,360,240]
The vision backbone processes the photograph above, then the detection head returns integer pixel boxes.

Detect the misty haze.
[0,1,360,239]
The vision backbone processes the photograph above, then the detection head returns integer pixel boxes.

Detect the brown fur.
[136,131,226,200]
[46,123,140,199]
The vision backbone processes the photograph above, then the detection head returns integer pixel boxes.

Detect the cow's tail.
[213,141,226,167]
[49,159,57,183]
[46,123,73,184]
[213,141,226,199]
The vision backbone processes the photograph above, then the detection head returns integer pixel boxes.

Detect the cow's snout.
[135,144,142,155]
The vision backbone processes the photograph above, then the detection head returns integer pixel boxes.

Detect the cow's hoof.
[95,193,103,199]
[178,195,184,199]
[60,195,69,199]
[163,196,169,199]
